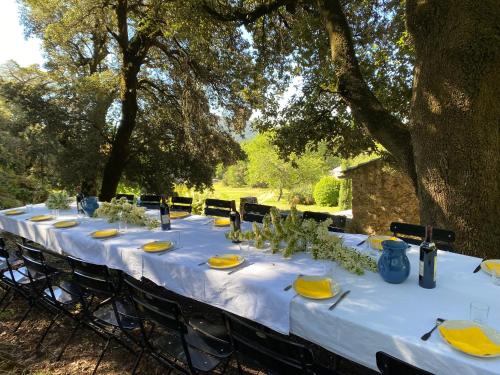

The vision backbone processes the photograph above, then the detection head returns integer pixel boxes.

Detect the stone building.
[340,158,420,235]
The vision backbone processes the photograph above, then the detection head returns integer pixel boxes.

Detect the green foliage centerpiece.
[95,197,159,230]
[46,190,72,210]
[226,207,377,275]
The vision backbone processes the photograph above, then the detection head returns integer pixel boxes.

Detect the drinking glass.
[492,269,500,286]
[470,302,489,324]
[26,204,33,212]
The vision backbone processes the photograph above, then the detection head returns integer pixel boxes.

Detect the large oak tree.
[203,0,499,258]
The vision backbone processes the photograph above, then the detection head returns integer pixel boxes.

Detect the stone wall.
[342,158,420,235]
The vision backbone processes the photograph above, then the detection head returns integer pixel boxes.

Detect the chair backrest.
[390,222,455,251]
[123,274,185,332]
[17,243,57,276]
[204,198,234,218]
[0,237,8,260]
[376,352,434,375]
[115,193,135,203]
[242,203,273,223]
[139,194,161,209]
[171,196,193,212]
[302,211,347,233]
[67,256,115,296]
[225,313,315,375]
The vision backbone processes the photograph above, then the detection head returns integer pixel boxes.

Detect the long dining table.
[0,204,499,375]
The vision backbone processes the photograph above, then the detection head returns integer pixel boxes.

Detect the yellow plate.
[53,220,79,229]
[91,229,119,239]
[214,217,230,227]
[207,254,244,269]
[142,241,173,253]
[170,211,190,220]
[3,209,26,215]
[438,320,500,358]
[293,275,340,300]
[368,235,401,250]
[480,259,500,275]
[29,215,54,222]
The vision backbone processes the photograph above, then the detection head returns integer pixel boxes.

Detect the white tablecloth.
[1,204,499,375]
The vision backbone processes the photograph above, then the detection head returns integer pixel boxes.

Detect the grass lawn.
[209,182,342,214]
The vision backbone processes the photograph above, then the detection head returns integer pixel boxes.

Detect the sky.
[0,0,44,66]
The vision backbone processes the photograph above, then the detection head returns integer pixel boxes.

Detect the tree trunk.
[277,187,283,201]
[407,0,500,258]
[99,62,141,201]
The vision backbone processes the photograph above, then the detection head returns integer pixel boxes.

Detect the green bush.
[288,186,315,206]
[313,176,341,206]
[222,161,248,187]
[338,178,352,209]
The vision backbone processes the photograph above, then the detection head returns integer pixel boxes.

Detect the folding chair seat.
[64,257,139,374]
[122,273,232,374]
[18,243,82,350]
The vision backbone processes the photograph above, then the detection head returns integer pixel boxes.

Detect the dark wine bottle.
[419,225,437,289]
[160,196,171,231]
[76,192,84,214]
[229,201,241,243]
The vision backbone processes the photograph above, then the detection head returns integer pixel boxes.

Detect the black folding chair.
[376,352,434,375]
[171,196,193,212]
[242,203,273,223]
[64,257,140,374]
[224,312,329,375]
[138,194,161,210]
[122,274,232,374]
[204,199,234,218]
[302,211,347,233]
[389,222,455,251]
[116,193,135,203]
[18,243,81,351]
[0,238,32,318]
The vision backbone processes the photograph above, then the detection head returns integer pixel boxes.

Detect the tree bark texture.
[406,0,500,257]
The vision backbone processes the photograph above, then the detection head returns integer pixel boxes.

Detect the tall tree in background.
[203,0,499,257]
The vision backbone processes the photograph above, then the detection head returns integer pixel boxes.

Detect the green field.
[208,182,342,214]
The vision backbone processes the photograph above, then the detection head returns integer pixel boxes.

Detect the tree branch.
[201,0,296,25]
[315,0,417,186]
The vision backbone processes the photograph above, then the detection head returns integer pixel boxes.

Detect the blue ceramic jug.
[81,196,99,217]
[378,239,410,284]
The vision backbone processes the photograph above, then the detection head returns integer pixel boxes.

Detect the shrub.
[222,161,248,187]
[338,178,352,209]
[313,176,341,206]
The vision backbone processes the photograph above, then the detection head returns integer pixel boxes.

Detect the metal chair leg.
[0,287,12,308]
[36,311,61,351]
[13,303,33,332]
[131,348,145,375]
[92,337,112,375]
[57,320,81,361]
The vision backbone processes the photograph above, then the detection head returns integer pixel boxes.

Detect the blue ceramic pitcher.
[378,239,410,284]
[81,196,99,217]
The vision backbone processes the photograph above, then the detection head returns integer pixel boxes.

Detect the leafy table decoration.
[46,190,72,210]
[94,197,159,230]
[225,207,377,275]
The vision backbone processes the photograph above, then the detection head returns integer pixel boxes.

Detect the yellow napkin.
[29,215,54,222]
[208,254,241,268]
[170,211,190,220]
[91,229,118,238]
[4,209,25,215]
[142,241,173,252]
[369,235,400,250]
[294,277,334,299]
[214,217,230,227]
[439,326,500,356]
[54,220,78,229]
[484,261,500,273]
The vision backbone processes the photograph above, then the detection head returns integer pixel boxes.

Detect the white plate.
[439,320,500,358]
